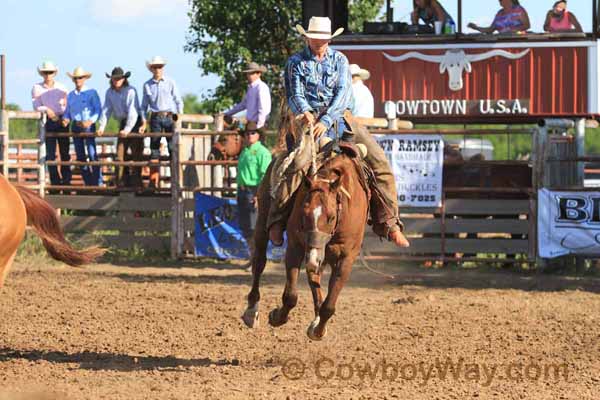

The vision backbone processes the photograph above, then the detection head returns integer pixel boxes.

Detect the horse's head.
[301,158,351,273]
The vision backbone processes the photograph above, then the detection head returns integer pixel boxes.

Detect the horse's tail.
[14,185,105,266]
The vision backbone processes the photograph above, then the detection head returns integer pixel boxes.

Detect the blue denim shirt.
[285,46,354,131]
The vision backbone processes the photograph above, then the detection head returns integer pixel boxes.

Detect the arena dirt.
[0,260,598,399]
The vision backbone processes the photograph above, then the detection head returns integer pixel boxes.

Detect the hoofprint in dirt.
[0,260,598,400]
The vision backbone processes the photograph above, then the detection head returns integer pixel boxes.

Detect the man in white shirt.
[224,62,271,131]
[350,64,374,119]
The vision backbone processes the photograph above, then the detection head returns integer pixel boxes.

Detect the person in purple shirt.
[32,60,71,186]
[468,0,530,34]
[224,62,271,131]
[62,67,103,186]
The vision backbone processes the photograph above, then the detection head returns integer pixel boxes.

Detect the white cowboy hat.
[146,56,167,71]
[349,64,370,80]
[67,66,92,79]
[296,16,344,40]
[37,60,58,75]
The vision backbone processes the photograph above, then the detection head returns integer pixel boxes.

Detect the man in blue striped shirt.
[140,56,184,188]
[269,17,409,248]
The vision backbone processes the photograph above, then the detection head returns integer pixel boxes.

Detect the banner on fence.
[538,189,600,258]
[375,134,444,207]
[194,193,286,261]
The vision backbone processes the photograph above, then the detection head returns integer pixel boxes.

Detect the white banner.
[375,135,444,207]
[538,189,600,258]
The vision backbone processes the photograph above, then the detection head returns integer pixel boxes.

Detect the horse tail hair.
[14,185,105,266]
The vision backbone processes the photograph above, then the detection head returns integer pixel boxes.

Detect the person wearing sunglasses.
[237,121,272,265]
[140,56,184,189]
[62,67,103,187]
[544,1,582,33]
[32,60,71,186]
[468,0,530,34]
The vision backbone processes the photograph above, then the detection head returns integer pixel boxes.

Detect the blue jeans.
[149,115,174,159]
[237,186,258,239]
[45,119,71,185]
[71,123,102,186]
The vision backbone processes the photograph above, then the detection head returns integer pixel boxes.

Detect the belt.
[239,185,258,190]
[153,111,173,118]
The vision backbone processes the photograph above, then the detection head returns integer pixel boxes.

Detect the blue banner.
[194,193,286,261]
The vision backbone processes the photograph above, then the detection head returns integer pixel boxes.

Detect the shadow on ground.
[0,347,239,372]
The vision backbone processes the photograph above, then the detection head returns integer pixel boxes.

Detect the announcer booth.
[304,0,600,265]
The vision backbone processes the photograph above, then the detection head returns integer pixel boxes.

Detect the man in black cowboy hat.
[98,67,145,188]
[224,61,271,131]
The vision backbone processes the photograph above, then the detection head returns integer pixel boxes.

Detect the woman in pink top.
[544,1,582,33]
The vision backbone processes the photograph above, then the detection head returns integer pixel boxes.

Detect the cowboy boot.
[389,229,410,248]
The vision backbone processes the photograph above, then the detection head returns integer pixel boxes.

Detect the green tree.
[185,1,386,116]
[348,0,385,32]
[5,103,38,140]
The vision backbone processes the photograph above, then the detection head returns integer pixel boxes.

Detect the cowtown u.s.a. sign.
[382,48,531,118]
[389,98,530,117]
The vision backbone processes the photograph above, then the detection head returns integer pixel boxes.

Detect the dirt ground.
[0,258,599,400]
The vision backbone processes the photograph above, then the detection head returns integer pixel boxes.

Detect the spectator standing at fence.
[237,121,272,262]
[350,64,374,119]
[32,60,71,186]
[140,56,184,189]
[468,0,530,34]
[62,67,103,186]
[544,1,582,33]
[224,62,271,131]
[98,67,145,188]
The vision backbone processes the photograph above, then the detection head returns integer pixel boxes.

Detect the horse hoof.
[268,308,288,327]
[306,317,327,341]
[242,307,259,328]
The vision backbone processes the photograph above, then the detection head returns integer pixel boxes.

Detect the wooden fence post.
[38,114,46,197]
[0,109,8,177]
[533,122,548,270]
[213,113,225,198]
[170,119,183,259]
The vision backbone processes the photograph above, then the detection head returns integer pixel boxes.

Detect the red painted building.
[302,0,600,123]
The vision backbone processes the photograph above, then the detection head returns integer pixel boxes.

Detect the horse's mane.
[275,103,307,154]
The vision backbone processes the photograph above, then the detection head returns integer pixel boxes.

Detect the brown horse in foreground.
[0,174,103,289]
[243,152,369,340]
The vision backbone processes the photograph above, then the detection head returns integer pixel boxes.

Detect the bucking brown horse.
[243,149,370,340]
[0,173,103,289]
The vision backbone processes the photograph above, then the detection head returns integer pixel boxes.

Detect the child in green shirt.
[237,121,272,243]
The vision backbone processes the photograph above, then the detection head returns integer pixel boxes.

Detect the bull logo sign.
[383,49,531,91]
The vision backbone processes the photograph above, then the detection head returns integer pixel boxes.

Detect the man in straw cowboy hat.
[140,56,184,189]
[98,67,145,188]
[62,66,103,186]
[224,61,272,131]
[267,16,409,248]
[350,64,375,119]
[32,60,71,186]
